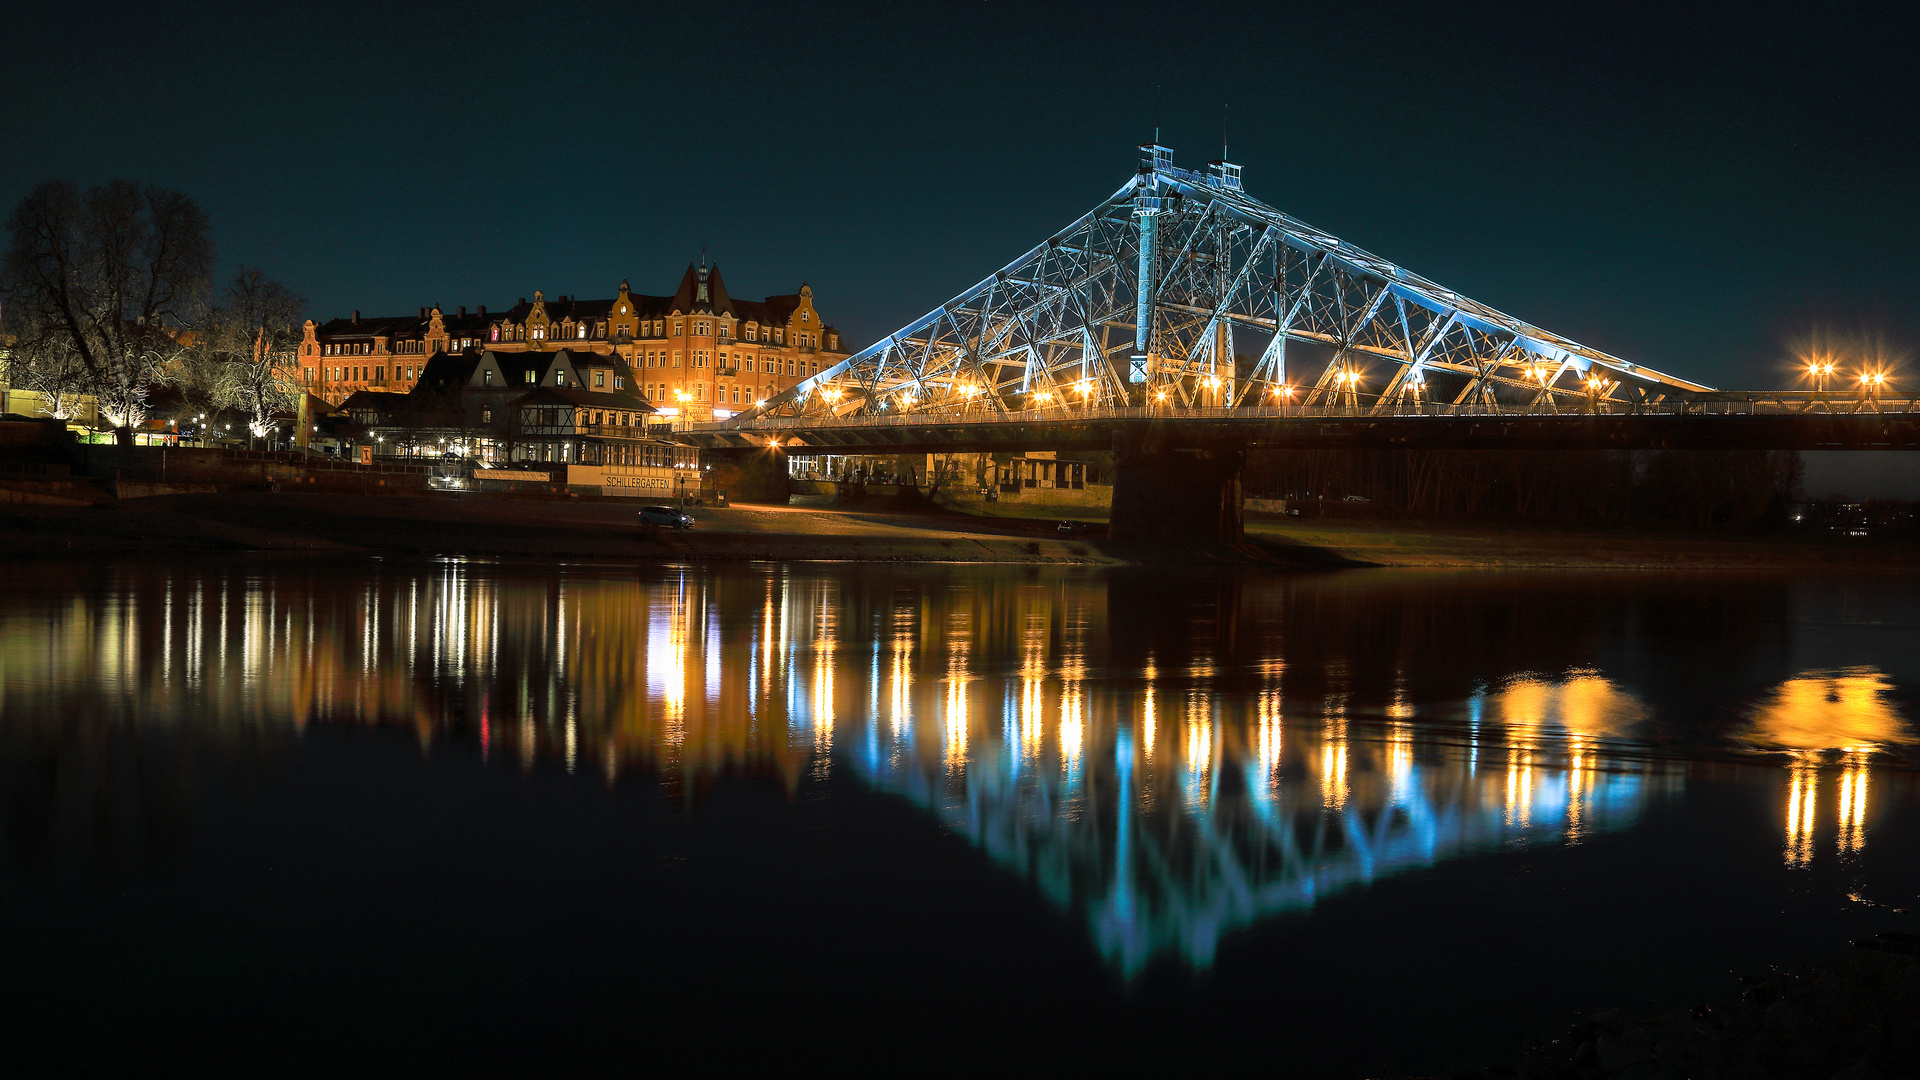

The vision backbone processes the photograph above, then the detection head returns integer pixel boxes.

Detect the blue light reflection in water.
[1,560,1916,991]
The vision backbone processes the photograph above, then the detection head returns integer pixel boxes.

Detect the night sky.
[5,1,1915,487]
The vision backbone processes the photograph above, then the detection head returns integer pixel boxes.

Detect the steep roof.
[414,350,482,394]
[315,313,426,340]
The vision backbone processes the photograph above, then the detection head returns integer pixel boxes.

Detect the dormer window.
[745,324,757,341]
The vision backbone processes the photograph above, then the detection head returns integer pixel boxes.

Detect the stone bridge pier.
[1108,431,1245,545]
[704,446,792,505]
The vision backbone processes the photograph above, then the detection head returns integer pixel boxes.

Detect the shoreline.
[1,491,1916,570]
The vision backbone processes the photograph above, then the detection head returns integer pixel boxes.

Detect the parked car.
[1056,520,1092,535]
[638,505,695,529]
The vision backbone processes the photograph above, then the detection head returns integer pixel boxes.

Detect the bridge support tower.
[1109,432,1245,545]
[703,446,792,505]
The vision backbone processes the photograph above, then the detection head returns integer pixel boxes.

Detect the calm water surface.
[2,559,1918,1075]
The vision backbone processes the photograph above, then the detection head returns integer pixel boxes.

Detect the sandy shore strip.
[2,492,1915,569]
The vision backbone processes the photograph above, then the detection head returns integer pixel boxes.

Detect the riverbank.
[1435,942,1920,1079]
[0,492,1270,566]
[2,491,1914,569]
[1246,515,1920,569]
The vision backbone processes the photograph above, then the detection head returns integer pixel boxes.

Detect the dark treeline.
[1246,448,1804,530]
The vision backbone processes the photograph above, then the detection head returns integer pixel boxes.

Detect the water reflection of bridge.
[0,561,1905,964]
[845,675,1675,974]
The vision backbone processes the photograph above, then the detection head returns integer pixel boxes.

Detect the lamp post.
[1809,361,1836,394]
[1585,375,1611,414]
[1860,370,1887,409]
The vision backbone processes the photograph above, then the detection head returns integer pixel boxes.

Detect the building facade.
[300,263,850,420]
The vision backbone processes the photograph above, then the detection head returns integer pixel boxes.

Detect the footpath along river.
[1,557,1917,1075]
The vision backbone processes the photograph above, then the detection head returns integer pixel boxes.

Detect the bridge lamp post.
[1809,362,1836,394]
[1337,370,1362,413]
[1860,371,1887,406]
[1584,375,1612,413]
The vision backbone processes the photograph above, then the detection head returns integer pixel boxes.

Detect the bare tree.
[193,267,305,444]
[2,180,213,444]
[0,308,92,422]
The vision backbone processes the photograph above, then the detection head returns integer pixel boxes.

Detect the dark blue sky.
[5,0,1915,397]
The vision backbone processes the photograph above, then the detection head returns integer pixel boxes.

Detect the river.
[1,558,1916,1075]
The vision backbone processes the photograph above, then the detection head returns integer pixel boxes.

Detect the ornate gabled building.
[339,347,666,470]
[299,263,850,421]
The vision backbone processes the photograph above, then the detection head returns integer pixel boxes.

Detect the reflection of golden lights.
[1321,716,1349,810]
[1785,755,1818,868]
[1257,709,1282,774]
[1505,747,1533,828]
[1141,684,1157,763]
[1061,710,1084,773]
[1185,706,1212,808]
[1387,720,1413,780]
[944,610,970,771]
[1750,669,1912,753]
[1566,735,1591,842]
[890,629,913,737]
[1838,751,1868,855]
[1488,672,1646,740]
[810,589,837,753]
[1019,612,1046,761]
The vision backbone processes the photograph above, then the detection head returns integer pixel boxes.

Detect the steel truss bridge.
[688,146,1913,540]
[736,143,1795,425]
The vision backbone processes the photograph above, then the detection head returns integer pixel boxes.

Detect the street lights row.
[1809,363,1894,394]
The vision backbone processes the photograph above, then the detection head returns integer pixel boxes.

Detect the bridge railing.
[686,394,1920,434]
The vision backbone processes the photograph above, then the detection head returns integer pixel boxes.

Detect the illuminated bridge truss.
[742,146,1711,424]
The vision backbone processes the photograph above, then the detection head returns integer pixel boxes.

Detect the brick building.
[300,263,850,421]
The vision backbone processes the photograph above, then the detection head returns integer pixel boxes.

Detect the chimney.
[458,306,466,316]
[418,307,426,319]
[519,298,527,307]
[351,310,360,323]
[478,305,486,316]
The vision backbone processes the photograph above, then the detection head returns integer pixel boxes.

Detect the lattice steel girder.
[735,149,1711,423]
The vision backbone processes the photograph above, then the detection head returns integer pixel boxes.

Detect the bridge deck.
[682,397,1920,454]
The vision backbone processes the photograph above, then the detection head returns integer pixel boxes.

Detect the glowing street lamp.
[1809,360,1837,393]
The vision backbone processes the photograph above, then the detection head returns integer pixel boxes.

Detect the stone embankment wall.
[81,447,434,496]
[940,483,1115,511]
